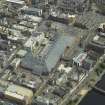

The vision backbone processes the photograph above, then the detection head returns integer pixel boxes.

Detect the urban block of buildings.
[0,0,104,105]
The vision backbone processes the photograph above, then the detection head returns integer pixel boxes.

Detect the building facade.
[93,0,105,13]
[94,0,105,4]
[25,0,53,8]
[57,0,90,13]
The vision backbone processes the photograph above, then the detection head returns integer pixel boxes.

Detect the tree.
[95,68,100,76]
[73,22,88,29]
[45,21,52,31]
[99,63,105,69]
[21,73,26,78]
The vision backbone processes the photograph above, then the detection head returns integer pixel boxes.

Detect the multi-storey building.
[57,0,90,13]
[31,0,48,8]
[94,0,105,4]
[93,0,105,13]
[25,0,53,8]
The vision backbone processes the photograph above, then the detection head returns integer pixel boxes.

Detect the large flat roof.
[6,0,25,4]
[5,84,33,104]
